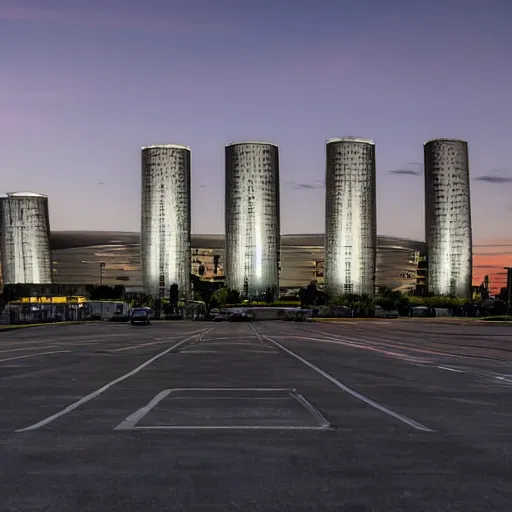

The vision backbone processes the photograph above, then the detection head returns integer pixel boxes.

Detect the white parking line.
[127,425,330,431]
[249,326,434,432]
[0,351,71,363]
[0,345,60,354]
[115,387,330,431]
[293,334,427,363]
[437,366,464,373]
[15,330,207,432]
[111,335,195,352]
[115,389,171,430]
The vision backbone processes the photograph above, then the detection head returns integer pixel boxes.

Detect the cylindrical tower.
[141,144,191,299]
[225,141,280,298]
[0,192,52,284]
[424,138,472,298]
[324,137,376,296]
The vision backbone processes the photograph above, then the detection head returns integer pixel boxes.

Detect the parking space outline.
[114,387,331,431]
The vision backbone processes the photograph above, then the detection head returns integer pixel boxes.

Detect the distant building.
[140,144,191,298]
[424,139,472,298]
[0,192,52,284]
[324,137,377,296]
[225,142,280,298]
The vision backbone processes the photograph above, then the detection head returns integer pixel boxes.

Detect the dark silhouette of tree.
[88,285,125,301]
[169,283,179,314]
[226,288,241,305]
[264,287,275,304]
[153,298,161,319]
[299,282,319,308]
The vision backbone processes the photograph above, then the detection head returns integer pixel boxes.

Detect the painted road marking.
[0,351,71,363]
[115,387,329,431]
[437,366,464,373]
[115,389,171,430]
[124,425,331,430]
[0,345,60,354]
[15,329,208,432]
[180,350,219,354]
[111,335,196,352]
[249,326,434,432]
[293,334,427,363]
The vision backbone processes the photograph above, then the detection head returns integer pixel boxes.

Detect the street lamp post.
[99,262,106,286]
[81,260,106,286]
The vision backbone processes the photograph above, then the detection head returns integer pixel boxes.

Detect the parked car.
[130,308,151,326]
[213,311,229,322]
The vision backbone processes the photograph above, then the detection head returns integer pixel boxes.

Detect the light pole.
[81,261,106,286]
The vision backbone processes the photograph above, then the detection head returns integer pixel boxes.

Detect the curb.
[0,322,87,332]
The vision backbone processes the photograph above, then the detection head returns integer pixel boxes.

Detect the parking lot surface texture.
[1,320,511,511]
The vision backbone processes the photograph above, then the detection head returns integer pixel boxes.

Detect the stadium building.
[49,232,425,294]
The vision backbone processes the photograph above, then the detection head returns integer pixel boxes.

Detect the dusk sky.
[1,0,511,289]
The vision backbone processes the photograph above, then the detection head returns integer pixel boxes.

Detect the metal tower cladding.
[141,144,191,298]
[324,137,377,296]
[0,192,52,284]
[424,138,472,298]
[225,142,280,298]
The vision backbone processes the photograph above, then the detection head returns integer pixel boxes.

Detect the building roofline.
[424,138,467,145]
[6,192,47,198]
[142,144,191,151]
[327,137,375,145]
[226,141,278,147]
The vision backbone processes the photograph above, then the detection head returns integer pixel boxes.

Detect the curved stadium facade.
[49,232,425,294]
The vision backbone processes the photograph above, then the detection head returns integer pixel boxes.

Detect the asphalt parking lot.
[1,319,511,511]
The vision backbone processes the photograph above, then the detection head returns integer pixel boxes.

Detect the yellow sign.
[19,296,87,304]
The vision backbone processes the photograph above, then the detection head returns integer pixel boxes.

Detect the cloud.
[474,175,512,183]
[287,181,325,190]
[0,5,207,32]
[388,169,420,176]
[474,168,512,184]
[199,185,208,189]
[474,251,512,257]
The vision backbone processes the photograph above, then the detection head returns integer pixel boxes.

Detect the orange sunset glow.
[472,241,512,293]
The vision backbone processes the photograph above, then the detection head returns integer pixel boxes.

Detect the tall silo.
[225,142,280,298]
[324,137,376,296]
[141,144,191,298]
[0,192,52,284]
[424,138,472,298]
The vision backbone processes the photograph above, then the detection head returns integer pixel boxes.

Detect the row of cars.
[210,308,255,322]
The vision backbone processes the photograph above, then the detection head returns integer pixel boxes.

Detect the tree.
[299,282,319,308]
[264,287,276,304]
[211,287,229,306]
[375,287,408,311]
[355,293,375,317]
[153,298,161,319]
[190,274,222,307]
[169,283,179,314]
[226,288,241,305]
